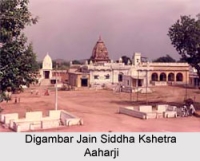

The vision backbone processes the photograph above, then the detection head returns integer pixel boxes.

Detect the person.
[44,89,49,96]
[189,104,196,115]
[14,97,17,104]
[182,105,187,117]
[182,105,190,117]
[35,90,39,95]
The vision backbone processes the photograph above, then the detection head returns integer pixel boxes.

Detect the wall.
[141,62,189,85]
[90,70,112,85]
[68,73,78,87]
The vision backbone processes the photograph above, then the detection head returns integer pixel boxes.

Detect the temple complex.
[68,37,190,91]
[35,37,193,91]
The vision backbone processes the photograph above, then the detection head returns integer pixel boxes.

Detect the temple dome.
[42,53,53,70]
[90,36,110,63]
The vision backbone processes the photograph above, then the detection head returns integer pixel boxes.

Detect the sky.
[24,0,200,61]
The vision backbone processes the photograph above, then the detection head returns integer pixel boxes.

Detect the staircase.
[40,79,51,86]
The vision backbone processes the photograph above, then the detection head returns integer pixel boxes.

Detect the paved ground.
[1,85,200,132]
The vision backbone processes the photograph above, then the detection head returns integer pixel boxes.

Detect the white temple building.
[38,53,67,86]
[68,37,151,90]
[68,37,190,92]
[40,53,53,79]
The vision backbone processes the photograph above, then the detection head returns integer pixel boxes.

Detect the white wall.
[90,71,112,85]
[122,75,132,87]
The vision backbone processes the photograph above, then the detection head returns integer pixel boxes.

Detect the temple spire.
[99,35,102,41]
[90,36,110,63]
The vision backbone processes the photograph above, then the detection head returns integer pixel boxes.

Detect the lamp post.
[137,69,139,102]
[146,61,150,105]
[129,78,132,102]
[55,62,59,111]
[185,70,188,100]
[146,69,148,105]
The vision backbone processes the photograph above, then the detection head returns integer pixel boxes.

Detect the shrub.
[184,98,194,106]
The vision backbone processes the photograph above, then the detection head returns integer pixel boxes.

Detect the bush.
[184,98,194,106]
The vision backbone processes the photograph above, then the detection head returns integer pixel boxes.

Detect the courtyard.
[0,85,200,132]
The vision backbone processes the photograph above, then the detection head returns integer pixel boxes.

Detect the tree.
[153,54,176,62]
[121,56,132,65]
[72,60,81,65]
[168,15,200,78]
[0,0,39,92]
[177,57,187,63]
[37,61,42,69]
[52,60,70,70]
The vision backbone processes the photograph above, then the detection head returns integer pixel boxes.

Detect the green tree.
[52,60,70,70]
[121,55,132,65]
[168,15,200,77]
[153,54,176,62]
[0,0,39,92]
[37,61,42,69]
[60,61,70,70]
[72,60,81,65]
[177,57,187,63]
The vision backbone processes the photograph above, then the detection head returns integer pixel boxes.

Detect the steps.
[40,79,51,86]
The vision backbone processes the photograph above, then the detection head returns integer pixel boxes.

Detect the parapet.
[0,110,83,132]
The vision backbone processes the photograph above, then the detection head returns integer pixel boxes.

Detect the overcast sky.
[24,0,200,61]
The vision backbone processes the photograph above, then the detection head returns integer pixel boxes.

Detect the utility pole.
[55,62,58,110]
[137,70,139,102]
[130,80,132,102]
[185,70,188,100]
[146,69,148,104]
[146,61,149,105]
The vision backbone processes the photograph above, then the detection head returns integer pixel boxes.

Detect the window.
[94,75,99,79]
[127,80,129,85]
[105,74,110,79]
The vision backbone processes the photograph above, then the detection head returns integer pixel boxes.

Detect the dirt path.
[1,86,200,132]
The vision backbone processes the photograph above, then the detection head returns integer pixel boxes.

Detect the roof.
[131,76,146,79]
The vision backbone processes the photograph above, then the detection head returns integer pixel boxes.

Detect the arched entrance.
[160,73,167,81]
[176,73,183,81]
[168,73,175,81]
[151,73,158,81]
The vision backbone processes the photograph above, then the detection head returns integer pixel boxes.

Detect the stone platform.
[0,110,83,132]
[119,104,177,120]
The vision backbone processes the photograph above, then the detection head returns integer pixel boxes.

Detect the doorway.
[118,73,123,82]
[81,78,88,87]
[44,71,50,79]
[138,79,142,86]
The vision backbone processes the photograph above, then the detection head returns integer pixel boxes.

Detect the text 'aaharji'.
[84,148,119,159]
